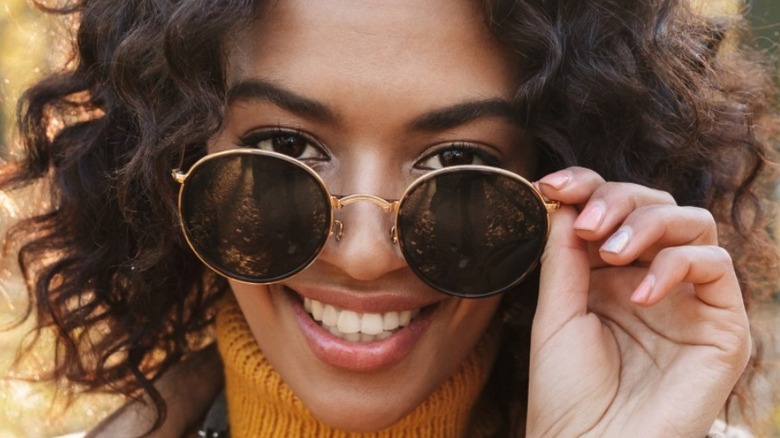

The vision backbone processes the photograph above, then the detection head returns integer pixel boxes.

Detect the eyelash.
[236,127,502,169]
[237,128,329,161]
[415,142,503,170]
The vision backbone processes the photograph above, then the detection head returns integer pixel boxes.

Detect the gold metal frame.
[171,148,559,295]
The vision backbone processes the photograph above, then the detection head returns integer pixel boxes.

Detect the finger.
[538,168,677,242]
[630,245,743,312]
[598,205,718,265]
[537,167,605,206]
[534,205,591,339]
[572,183,676,242]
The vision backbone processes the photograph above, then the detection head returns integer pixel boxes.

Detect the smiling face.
[209,0,533,431]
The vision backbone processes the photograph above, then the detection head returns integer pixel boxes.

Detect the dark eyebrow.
[409,99,521,131]
[226,78,337,122]
[226,78,518,131]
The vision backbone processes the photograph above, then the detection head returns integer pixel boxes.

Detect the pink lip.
[286,291,435,372]
[290,283,442,314]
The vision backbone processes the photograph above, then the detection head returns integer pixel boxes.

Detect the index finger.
[536,167,606,206]
[537,167,676,212]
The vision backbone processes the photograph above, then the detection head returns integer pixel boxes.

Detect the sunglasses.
[172,148,559,298]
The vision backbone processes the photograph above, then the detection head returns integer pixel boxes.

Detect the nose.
[317,194,408,282]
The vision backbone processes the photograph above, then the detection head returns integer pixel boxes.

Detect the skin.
[530,169,750,437]
[214,0,527,432]
[91,0,751,435]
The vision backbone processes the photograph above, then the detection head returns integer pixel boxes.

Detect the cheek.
[446,295,502,351]
[458,294,502,322]
[228,282,279,338]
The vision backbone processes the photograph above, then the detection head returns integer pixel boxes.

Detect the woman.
[3,0,777,436]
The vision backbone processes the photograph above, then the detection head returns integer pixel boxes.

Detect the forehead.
[225,0,519,100]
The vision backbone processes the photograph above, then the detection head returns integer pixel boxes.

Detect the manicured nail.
[631,274,655,303]
[600,227,632,253]
[539,171,571,190]
[573,201,606,231]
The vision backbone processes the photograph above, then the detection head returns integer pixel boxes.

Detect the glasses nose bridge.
[333,193,399,213]
[330,194,400,243]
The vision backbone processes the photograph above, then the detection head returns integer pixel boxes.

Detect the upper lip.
[282,282,445,314]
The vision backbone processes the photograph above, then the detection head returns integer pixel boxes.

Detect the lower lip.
[287,291,434,372]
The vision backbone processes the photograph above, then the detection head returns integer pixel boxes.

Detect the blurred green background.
[0,1,777,437]
[749,0,780,52]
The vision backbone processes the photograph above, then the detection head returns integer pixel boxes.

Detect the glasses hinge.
[544,200,561,213]
[171,169,187,184]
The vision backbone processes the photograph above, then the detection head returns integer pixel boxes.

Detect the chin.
[301,387,425,433]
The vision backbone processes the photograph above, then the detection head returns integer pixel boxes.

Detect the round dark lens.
[180,152,331,283]
[397,168,547,297]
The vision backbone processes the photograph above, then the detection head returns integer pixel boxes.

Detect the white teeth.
[337,310,360,334]
[383,312,399,331]
[302,297,424,343]
[311,300,324,321]
[322,304,338,326]
[360,313,384,335]
[399,310,412,327]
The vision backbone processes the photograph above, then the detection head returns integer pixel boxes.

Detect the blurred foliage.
[748,0,780,52]
[0,0,777,437]
[1,0,51,157]
[0,3,124,437]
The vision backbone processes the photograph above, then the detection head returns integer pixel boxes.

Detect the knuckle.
[686,245,734,273]
[688,206,717,228]
[655,245,732,267]
[654,245,677,261]
[591,182,633,211]
[721,318,752,365]
[593,181,622,198]
[569,166,597,177]
[708,245,734,268]
[568,166,605,187]
[686,206,719,241]
[593,183,676,211]
[653,188,677,206]
[625,203,675,228]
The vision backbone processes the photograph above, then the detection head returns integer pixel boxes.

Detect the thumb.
[534,205,591,340]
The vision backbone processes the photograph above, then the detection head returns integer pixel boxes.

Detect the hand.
[526,167,751,438]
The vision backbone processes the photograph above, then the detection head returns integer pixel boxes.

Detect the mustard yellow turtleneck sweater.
[215,296,500,438]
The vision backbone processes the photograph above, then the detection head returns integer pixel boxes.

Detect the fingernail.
[631,274,655,303]
[600,227,632,253]
[539,171,571,190]
[573,201,606,231]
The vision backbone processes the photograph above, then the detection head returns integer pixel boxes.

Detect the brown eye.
[240,129,327,161]
[439,149,476,167]
[271,133,308,157]
[416,143,498,170]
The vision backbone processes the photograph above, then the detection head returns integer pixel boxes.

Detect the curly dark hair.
[2,0,777,435]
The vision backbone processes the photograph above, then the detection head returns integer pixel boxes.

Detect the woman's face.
[211,0,533,431]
